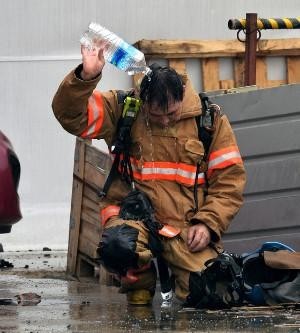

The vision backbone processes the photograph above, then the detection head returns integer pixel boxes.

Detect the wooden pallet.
[134,38,300,90]
[67,138,115,283]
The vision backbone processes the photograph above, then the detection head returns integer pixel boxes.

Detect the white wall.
[1,0,299,250]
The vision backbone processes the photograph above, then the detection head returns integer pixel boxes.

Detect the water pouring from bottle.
[80,22,151,76]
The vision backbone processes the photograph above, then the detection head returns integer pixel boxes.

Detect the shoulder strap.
[116,90,133,104]
[100,94,141,197]
[197,93,219,155]
[193,93,220,210]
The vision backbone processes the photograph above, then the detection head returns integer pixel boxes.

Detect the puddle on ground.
[0,274,299,333]
[0,251,299,332]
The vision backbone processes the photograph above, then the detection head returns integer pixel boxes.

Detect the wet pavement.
[0,250,299,332]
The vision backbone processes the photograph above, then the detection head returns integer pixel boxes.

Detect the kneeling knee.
[98,224,139,275]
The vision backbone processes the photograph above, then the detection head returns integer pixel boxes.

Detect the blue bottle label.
[111,47,127,68]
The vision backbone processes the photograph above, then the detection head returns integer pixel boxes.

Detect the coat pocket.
[180,139,205,165]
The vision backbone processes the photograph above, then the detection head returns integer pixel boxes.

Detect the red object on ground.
[0,131,22,233]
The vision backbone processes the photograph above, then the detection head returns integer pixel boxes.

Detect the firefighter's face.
[144,99,182,127]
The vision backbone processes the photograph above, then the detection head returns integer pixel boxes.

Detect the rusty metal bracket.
[237,28,261,43]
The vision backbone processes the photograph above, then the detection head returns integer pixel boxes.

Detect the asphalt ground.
[0,250,299,333]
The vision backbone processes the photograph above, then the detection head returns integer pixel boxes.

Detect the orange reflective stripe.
[100,205,120,226]
[121,271,139,284]
[81,91,104,139]
[115,147,242,184]
[130,159,205,186]
[209,146,240,160]
[141,161,195,171]
[158,224,181,238]
[121,263,152,284]
[207,145,243,177]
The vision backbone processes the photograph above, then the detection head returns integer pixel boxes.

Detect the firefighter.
[52,44,246,306]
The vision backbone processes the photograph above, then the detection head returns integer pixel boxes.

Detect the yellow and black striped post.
[228,14,300,86]
[228,17,300,30]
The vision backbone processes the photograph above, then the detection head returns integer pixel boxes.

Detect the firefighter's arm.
[52,44,124,143]
[52,65,100,136]
[190,114,247,243]
[52,45,104,135]
[52,77,125,147]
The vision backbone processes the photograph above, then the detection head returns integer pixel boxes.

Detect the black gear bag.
[185,252,244,309]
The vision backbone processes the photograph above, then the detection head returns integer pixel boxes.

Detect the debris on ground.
[0,259,14,268]
[15,292,41,306]
[0,298,17,306]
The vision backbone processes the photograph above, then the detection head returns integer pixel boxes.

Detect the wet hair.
[139,63,184,111]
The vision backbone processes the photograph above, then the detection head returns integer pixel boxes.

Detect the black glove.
[120,189,163,256]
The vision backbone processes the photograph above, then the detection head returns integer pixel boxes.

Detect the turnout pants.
[102,216,218,300]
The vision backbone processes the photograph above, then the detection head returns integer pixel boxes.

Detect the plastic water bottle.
[80,22,151,76]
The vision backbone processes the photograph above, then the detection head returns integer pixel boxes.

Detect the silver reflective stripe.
[208,151,241,169]
[132,165,205,182]
[86,94,100,136]
[137,167,177,175]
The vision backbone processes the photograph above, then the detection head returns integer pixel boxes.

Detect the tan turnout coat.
[52,65,246,298]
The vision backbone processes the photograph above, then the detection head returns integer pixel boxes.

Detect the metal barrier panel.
[206,84,300,253]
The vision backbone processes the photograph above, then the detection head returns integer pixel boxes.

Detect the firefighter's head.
[140,64,185,127]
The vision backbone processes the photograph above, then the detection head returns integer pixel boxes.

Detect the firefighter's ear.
[182,84,186,97]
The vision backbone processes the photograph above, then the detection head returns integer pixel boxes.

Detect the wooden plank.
[76,253,115,286]
[135,39,245,58]
[72,138,86,179]
[168,59,187,74]
[201,58,220,91]
[265,79,286,88]
[67,138,86,276]
[81,205,100,227]
[219,80,234,90]
[287,56,300,83]
[234,57,245,87]
[78,235,99,259]
[82,196,99,214]
[258,38,300,56]
[135,38,300,58]
[82,210,99,227]
[133,38,300,90]
[80,218,101,245]
[83,184,100,204]
[84,162,107,190]
[256,57,268,87]
[85,144,112,172]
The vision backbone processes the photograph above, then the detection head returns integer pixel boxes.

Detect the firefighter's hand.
[187,223,211,252]
[80,41,106,80]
